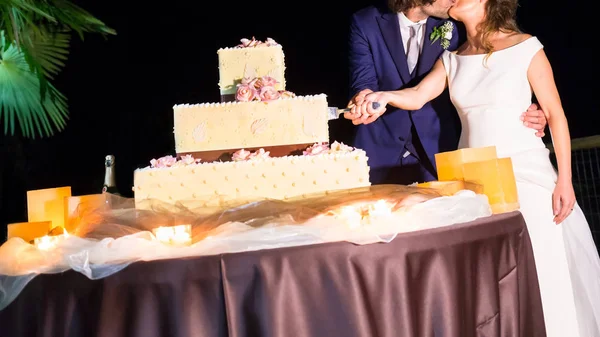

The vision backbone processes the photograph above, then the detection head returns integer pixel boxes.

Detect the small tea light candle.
[331,199,394,227]
[34,232,69,251]
[152,224,192,247]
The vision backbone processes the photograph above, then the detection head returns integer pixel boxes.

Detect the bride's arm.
[383,59,448,110]
[528,49,576,223]
[352,59,448,120]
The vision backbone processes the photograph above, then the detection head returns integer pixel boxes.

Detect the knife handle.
[339,101,382,113]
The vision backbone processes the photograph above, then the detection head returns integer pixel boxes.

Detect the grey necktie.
[406,24,422,74]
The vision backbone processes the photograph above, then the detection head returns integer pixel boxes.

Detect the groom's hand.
[346,89,373,119]
[521,103,547,137]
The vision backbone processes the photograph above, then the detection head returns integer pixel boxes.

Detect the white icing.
[303,105,328,137]
[173,94,327,109]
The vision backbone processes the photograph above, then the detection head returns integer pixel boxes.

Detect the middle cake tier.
[174,94,329,161]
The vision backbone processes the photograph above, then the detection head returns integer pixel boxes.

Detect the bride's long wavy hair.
[480,0,521,56]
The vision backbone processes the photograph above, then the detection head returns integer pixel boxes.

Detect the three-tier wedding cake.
[133,37,371,208]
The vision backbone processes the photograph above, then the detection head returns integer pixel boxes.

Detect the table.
[0,211,545,337]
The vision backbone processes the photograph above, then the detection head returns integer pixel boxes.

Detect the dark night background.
[0,0,596,240]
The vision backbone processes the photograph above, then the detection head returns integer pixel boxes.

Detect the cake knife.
[328,102,381,120]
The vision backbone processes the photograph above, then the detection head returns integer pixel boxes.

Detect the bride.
[344,0,600,335]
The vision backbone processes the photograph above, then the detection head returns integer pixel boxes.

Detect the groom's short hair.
[388,0,437,13]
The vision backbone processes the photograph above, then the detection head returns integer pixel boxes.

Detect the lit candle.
[331,199,394,227]
[152,225,192,246]
[34,232,69,251]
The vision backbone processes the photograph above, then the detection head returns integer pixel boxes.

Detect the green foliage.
[0,0,115,138]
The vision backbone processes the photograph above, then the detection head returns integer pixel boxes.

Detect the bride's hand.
[356,92,388,125]
[552,178,576,224]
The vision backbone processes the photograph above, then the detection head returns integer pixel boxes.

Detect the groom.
[345,0,547,185]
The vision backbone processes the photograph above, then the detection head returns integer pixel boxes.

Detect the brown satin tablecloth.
[0,211,546,337]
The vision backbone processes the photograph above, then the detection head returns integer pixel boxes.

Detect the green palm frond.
[24,29,69,79]
[0,0,115,138]
[1,0,115,48]
[0,30,68,138]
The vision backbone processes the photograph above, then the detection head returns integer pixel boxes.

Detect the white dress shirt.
[397,12,427,56]
[397,13,427,159]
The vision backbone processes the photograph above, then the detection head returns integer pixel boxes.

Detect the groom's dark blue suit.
[348,5,462,185]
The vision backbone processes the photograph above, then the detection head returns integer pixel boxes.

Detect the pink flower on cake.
[256,76,278,88]
[248,148,271,159]
[238,37,260,48]
[303,142,330,155]
[232,148,271,161]
[236,83,258,102]
[232,149,252,161]
[237,37,279,48]
[258,85,280,101]
[179,154,198,165]
[264,38,279,46]
[240,77,253,86]
[149,155,201,168]
[150,155,177,168]
[236,76,294,102]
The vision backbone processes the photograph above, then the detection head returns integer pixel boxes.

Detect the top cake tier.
[217,37,286,102]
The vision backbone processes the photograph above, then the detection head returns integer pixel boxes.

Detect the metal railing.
[547,135,600,251]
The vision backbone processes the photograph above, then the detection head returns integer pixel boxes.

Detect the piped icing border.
[173,93,327,109]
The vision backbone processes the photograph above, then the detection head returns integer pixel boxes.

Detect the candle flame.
[152,224,192,246]
[330,199,394,227]
[34,229,70,251]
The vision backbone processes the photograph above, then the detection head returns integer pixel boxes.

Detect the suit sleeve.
[348,15,379,98]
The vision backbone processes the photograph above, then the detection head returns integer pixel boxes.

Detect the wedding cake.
[133,37,371,208]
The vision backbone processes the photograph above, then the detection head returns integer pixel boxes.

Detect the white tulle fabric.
[442,37,600,337]
[0,186,492,310]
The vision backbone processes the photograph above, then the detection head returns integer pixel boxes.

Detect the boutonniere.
[430,21,454,49]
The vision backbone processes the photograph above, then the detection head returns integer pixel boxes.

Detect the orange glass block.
[27,186,71,228]
[416,180,484,196]
[435,146,498,181]
[7,221,52,243]
[462,158,519,214]
[64,194,108,233]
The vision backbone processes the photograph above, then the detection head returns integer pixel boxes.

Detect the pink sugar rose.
[248,148,270,159]
[246,77,259,88]
[240,77,253,86]
[150,155,177,168]
[258,76,278,87]
[236,83,258,102]
[258,85,280,101]
[303,142,330,156]
[232,149,252,161]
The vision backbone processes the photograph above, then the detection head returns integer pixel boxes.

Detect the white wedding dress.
[441,37,600,336]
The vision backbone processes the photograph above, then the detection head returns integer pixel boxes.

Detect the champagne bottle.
[102,154,120,195]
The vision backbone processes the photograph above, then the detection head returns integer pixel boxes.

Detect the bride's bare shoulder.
[495,32,533,50]
[514,33,534,43]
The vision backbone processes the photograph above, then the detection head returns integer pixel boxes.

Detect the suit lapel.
[416,18,443,76]
[376,12,412,84]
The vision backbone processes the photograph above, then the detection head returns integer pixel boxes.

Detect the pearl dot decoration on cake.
[132,147,371,209]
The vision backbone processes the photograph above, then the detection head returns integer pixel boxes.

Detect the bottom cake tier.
[133,142,371,209]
